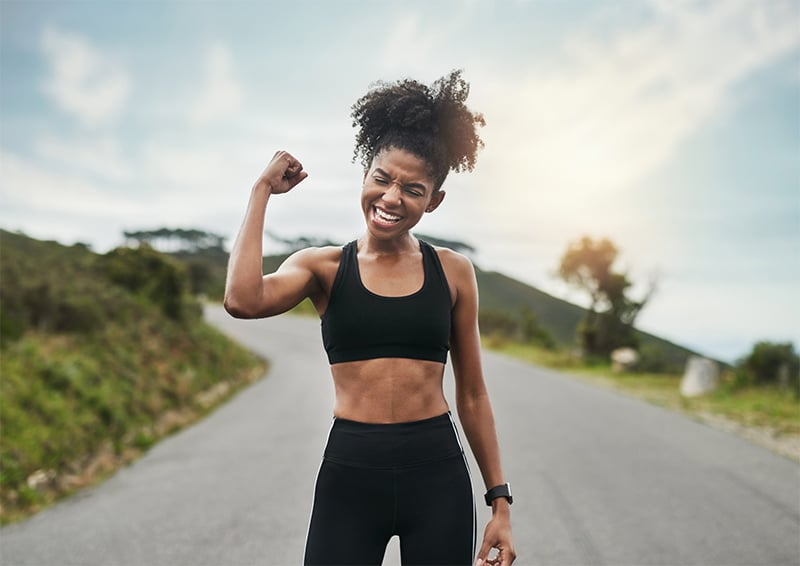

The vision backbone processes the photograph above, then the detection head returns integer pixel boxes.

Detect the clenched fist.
[257,150,308,195]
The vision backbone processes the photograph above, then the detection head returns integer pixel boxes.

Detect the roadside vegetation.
[486,338,799,439]
[0,230,266,523]
[481,234,799,458]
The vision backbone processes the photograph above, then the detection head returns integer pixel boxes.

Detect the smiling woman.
[224,70,515,566]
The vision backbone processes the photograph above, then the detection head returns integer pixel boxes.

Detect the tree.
[123,228,226,253]
[265,231,339,253]
[558,236,654,358]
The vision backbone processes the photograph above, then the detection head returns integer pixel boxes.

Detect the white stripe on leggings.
[448,411,477,560]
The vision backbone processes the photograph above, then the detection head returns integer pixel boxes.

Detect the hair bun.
[351,70,485,188]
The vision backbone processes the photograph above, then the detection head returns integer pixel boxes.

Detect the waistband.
[323,412,464,469]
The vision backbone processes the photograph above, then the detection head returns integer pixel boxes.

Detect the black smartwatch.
[484,482,513,506]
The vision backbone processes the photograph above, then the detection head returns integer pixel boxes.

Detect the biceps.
[259,267,317,316]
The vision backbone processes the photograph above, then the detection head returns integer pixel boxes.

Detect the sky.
[1,0,798,364]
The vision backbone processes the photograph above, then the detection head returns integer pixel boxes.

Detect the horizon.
[2,0,798,364]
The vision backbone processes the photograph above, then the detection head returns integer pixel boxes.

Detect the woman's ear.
[426,190,446,213]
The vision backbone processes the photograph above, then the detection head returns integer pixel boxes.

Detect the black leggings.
[304,412,476,565]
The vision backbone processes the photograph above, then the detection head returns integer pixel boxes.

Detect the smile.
[372,206,402,225]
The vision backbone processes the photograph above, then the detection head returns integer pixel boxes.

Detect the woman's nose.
[382,183,402,206]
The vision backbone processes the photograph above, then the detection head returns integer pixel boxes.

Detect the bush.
[519,308,556,349]
[100,245,194,321]
[479,308,555,349]
[0,231,126,340]
[736,341,799,396]
[479,310,518,341]
[635,343,672,374]
[185,260,214,295]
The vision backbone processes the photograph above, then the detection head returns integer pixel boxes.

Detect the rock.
[680,356,720,397]
[26,469,56,490]
[611,347,639,372]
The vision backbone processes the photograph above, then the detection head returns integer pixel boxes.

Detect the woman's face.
[360,147,445,241]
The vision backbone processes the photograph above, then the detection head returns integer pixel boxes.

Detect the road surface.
[2,306,798,565]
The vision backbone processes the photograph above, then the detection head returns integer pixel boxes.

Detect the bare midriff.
[330,358,449,423]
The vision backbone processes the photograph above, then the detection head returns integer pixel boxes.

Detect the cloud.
[463,0,800,302]
[34,134,132,182]
[137,132,363,240]
[0,149,151,249]
[481,0,800,205]
[40,27,131,127]
[189,42,243,126]
[1,144,247,249]
[377,8,474,77]
[1,150,142,218]
[141,142,230,191]
[379,14,438,69]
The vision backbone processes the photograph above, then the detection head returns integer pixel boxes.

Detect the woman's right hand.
[257,150,308,195]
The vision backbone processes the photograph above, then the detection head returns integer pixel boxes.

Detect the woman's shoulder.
[286,244,345,269]
[428,244,474,273]
[427,244,477,295]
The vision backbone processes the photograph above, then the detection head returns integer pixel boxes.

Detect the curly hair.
[350,69,485,190]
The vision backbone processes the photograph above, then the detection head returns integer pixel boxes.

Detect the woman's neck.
[358,232,418,256]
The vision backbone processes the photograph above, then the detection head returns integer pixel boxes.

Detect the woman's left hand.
[475,513,516,566]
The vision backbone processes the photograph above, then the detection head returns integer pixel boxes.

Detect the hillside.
[0,230,266,522]
[474,268,700,370]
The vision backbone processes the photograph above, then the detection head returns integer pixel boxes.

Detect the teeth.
[375,207,401,222]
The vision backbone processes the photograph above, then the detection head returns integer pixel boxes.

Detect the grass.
[0,317,267,524]
[484,338,800,449]
[0,231,268,524]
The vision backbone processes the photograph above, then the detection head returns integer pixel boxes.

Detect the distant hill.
[475,269,585,345]
[474,268,700,370]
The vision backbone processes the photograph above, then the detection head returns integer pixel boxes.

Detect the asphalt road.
[2,306,799,565]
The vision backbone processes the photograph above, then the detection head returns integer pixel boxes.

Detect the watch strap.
[484,482,513,506]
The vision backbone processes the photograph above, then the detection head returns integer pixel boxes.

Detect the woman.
[224,70,516,566]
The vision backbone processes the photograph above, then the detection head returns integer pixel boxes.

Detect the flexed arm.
[224,151,315,318]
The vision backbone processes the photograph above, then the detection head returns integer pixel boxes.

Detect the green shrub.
[479,308,555,349]
[519,308,556,350]
[479,310,518,340]
[0,230,133,340]
[100,245,193,321]
[736,341,799,396]
[636,343,672,374]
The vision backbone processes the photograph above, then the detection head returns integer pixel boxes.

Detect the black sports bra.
[321,240,452,364]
